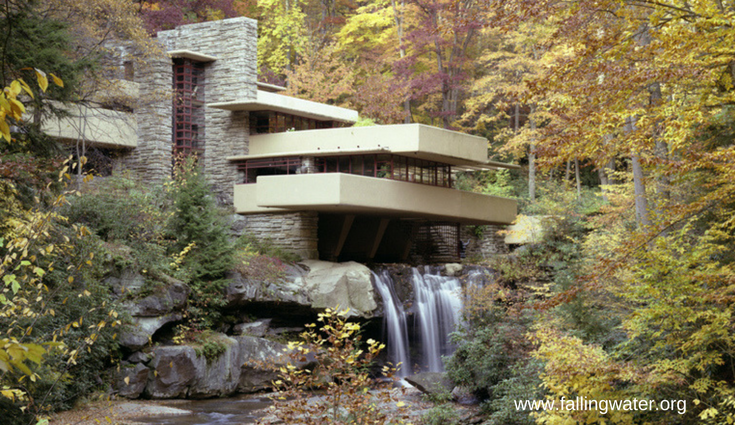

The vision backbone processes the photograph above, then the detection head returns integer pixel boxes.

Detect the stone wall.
[158,17,258,104]
[203,109,248,204]
[117,53,173,184]
[241,212,319,260]
[461,224,508,260]
[156,17,258,200]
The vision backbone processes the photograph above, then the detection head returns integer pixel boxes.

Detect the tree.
[257,0,310,80]
[139,0,240,33]
[490,0,735,421]
[168,157,233,327]
[398,0,482,128]
[284,43,354,107]
[460,21,556,200]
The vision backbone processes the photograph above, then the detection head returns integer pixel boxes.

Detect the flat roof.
[256,81,286,92]
[208,90,359,124]
[227,124,518,168]
[168,50,218,62]
[454,161,521,171]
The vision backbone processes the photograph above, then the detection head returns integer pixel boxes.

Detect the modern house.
[42,17,518,263]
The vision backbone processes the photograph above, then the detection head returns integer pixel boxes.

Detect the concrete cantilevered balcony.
[41,104,137,149]
[234,123,494,166]
[234,173,517,225]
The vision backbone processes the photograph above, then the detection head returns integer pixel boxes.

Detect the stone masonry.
[157,17,258,202]
[117,52,173,184]
[243,212,319,260]
[461,224,508,260]
[118,18,258,194]
[158,17,258,104]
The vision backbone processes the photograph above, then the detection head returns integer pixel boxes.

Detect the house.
[42,17,518,263]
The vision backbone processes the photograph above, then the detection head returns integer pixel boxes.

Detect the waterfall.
[373,267,464,375]
[372,270,411,376]
[411,268,463,372]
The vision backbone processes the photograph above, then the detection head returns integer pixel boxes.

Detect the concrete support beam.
[333,215,355,259]
[369,219,390,260]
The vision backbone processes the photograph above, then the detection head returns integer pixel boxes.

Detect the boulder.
[120,334,317,399]
[105,269,145,296]
[225,264,310,306]
[116,362,149,399]
[127,351,152,364]
[236,335,296,393]
[233,319,272,337]
[119,313,183,351]
[302,260,377,318]
[452,386,479,405]
[226,260,378,318]
[444,263,463,277]
[405,372,454,397]
[123,279,189,317]
[189,335,241,398]
[145,346,202,398]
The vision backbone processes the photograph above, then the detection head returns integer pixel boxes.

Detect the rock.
[226,260,378,318]
[452,386,479,405]
[233,319,272,337]
[116,363,150,399]
[123,279,189,317]
[119,313,183,351]
[127,351,151,363]
[266,326,304,336]
[302,260,377,318]
[105,269,145,296]
[236,335,301,393]
[444,263,463,276]
[189,335,241,398]
[405,372,454,397]
[145,346,202,398]
[225,264,310,307]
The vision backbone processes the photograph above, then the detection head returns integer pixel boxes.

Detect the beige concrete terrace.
[233,173,517,225]
[229,124,510,167]
[41,103,137,148]
[208,90,359,123]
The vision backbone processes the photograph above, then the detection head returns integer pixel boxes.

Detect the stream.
[132,394,271,425]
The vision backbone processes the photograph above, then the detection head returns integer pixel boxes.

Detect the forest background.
[2,0,735,424]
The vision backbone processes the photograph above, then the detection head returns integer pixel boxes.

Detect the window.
[173,58,205,156]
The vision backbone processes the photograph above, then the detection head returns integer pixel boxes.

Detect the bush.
[421,403,459,425]
[63,175,171,244]
[260,308,408,425]
[445,282,536,400]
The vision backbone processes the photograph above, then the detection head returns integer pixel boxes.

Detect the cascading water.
[373,267,464,375]
[411,268,463,372]
[372,270,411,376]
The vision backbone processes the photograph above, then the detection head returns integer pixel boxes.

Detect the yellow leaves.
[34,69,48,93]
[1,70,62,142]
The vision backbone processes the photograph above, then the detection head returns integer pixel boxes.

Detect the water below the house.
[132,395,271,425]
[373,266,468,376]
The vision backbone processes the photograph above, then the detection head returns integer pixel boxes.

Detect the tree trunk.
[391,0,411,123]
[607,158,616,184]
[574,157,581,200]
[632,153,650,226]
[565,161,571,186]
[649,81,670,202]
[626,116,651,226]
[528,108,536,201]
[598,168,609,202]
